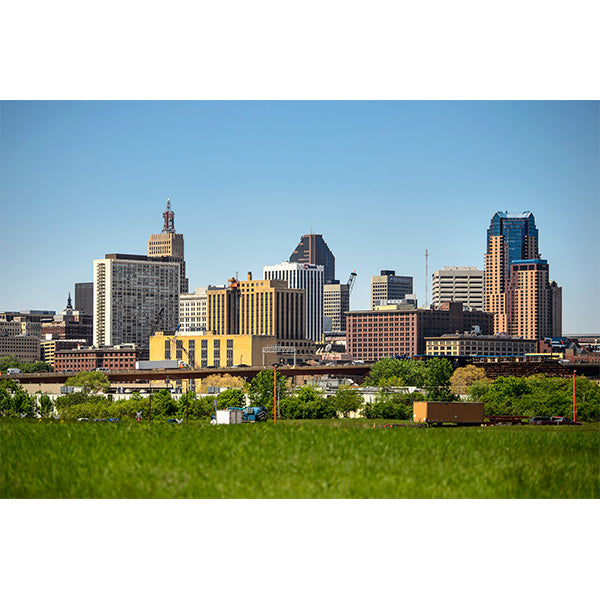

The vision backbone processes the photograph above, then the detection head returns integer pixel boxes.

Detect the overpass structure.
[1,357,596,388]
[0,364,373,386]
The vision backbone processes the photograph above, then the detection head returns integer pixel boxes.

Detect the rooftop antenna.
[425,249,429,307]
[162,197,175,233]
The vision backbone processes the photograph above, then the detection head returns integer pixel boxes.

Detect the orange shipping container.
[413,401,484,425]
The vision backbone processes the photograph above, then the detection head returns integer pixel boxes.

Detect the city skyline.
[1,101,598,334]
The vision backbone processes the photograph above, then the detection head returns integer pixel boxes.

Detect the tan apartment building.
[206,273,315,361]
[0,335,41,363]
[41,338,88,368]
[425,333,537,357]
[0,319,42,338]
[323,281,350,333]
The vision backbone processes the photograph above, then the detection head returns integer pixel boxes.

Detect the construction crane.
[347,270,357,295]
[151,308,165,335]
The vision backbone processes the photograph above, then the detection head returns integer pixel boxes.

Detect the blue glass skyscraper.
[484,211,561,339]
[486,211,539,264]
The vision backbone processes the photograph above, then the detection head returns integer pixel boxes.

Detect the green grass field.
[2,419,599,498]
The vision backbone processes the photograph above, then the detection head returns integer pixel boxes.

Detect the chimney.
[247,272,253,281]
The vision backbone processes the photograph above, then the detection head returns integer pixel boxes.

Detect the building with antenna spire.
[148,198,189,293]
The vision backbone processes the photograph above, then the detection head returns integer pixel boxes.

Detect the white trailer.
[216,409,244,424]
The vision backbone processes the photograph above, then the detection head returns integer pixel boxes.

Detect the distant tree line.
[0,356,53,373]
[1,360,598,422]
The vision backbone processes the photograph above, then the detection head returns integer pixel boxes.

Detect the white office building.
[179,286,229,332]
[432,266,484,311]
[179,287,208,333]
[263,261,324,341]
[93,254,180,348]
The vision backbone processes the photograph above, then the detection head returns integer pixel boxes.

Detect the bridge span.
[0,364,374,385]
[1,358,595,388]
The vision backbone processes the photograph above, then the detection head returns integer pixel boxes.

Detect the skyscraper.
[204,273,315,362]
[263,262,324,341]
[148,198,189,293]
[432,266,483,311]
[74,282,94,316]
[93,253,180,348]
[289,234,335,284]
[323,282,350,333]
[370,270,413,310]
[484,211,561,338]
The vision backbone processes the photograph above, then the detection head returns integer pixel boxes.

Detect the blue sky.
[1,100,598,333]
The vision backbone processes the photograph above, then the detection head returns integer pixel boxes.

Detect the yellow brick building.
[150,331,281,368]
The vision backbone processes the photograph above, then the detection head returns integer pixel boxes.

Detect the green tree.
[217,388,246,408]
[0,380,20,415]
[65,371,110,393]
[148,389,177,419]
[333,386,363,417]
[279,386,337,419]
[363,390,424,420]
[248,369,287,416]
[0,356,53,373]
[37,393,53,417]
[364,358,406,386]
[449,365,489,396]
[0,380,36,417]
[423,357,454,399]
[365,358,428,388]
[464,374,600,422]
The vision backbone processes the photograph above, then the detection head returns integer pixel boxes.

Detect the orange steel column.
[572,370,577,422]
[273,366,277,424]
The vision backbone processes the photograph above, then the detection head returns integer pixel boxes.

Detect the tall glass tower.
[484,211,560,338]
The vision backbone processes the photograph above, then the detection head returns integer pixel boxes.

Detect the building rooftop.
[495,211,534,219]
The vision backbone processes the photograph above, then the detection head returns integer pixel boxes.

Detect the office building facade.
[289,233,336,284]
[150,331,279,368]
[0,335,41,363]
[54,345,138,373]
[41,338,89,367]
[74,282,94,315]
[148,198,189,293]
[346,302,493,361]
[323,282,350,333]
[425,333,537,357]
[263,262,324,341]
[206,274,315,361]
[93,254,180,349]
[370,270,413,310]
[432,266,483,311]
[179,287,209,333]
[484,211,561,339]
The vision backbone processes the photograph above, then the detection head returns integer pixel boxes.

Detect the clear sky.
[1,100,598,333]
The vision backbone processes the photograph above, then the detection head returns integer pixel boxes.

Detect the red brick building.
[346,302,493,362]
[54,346,139,372]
